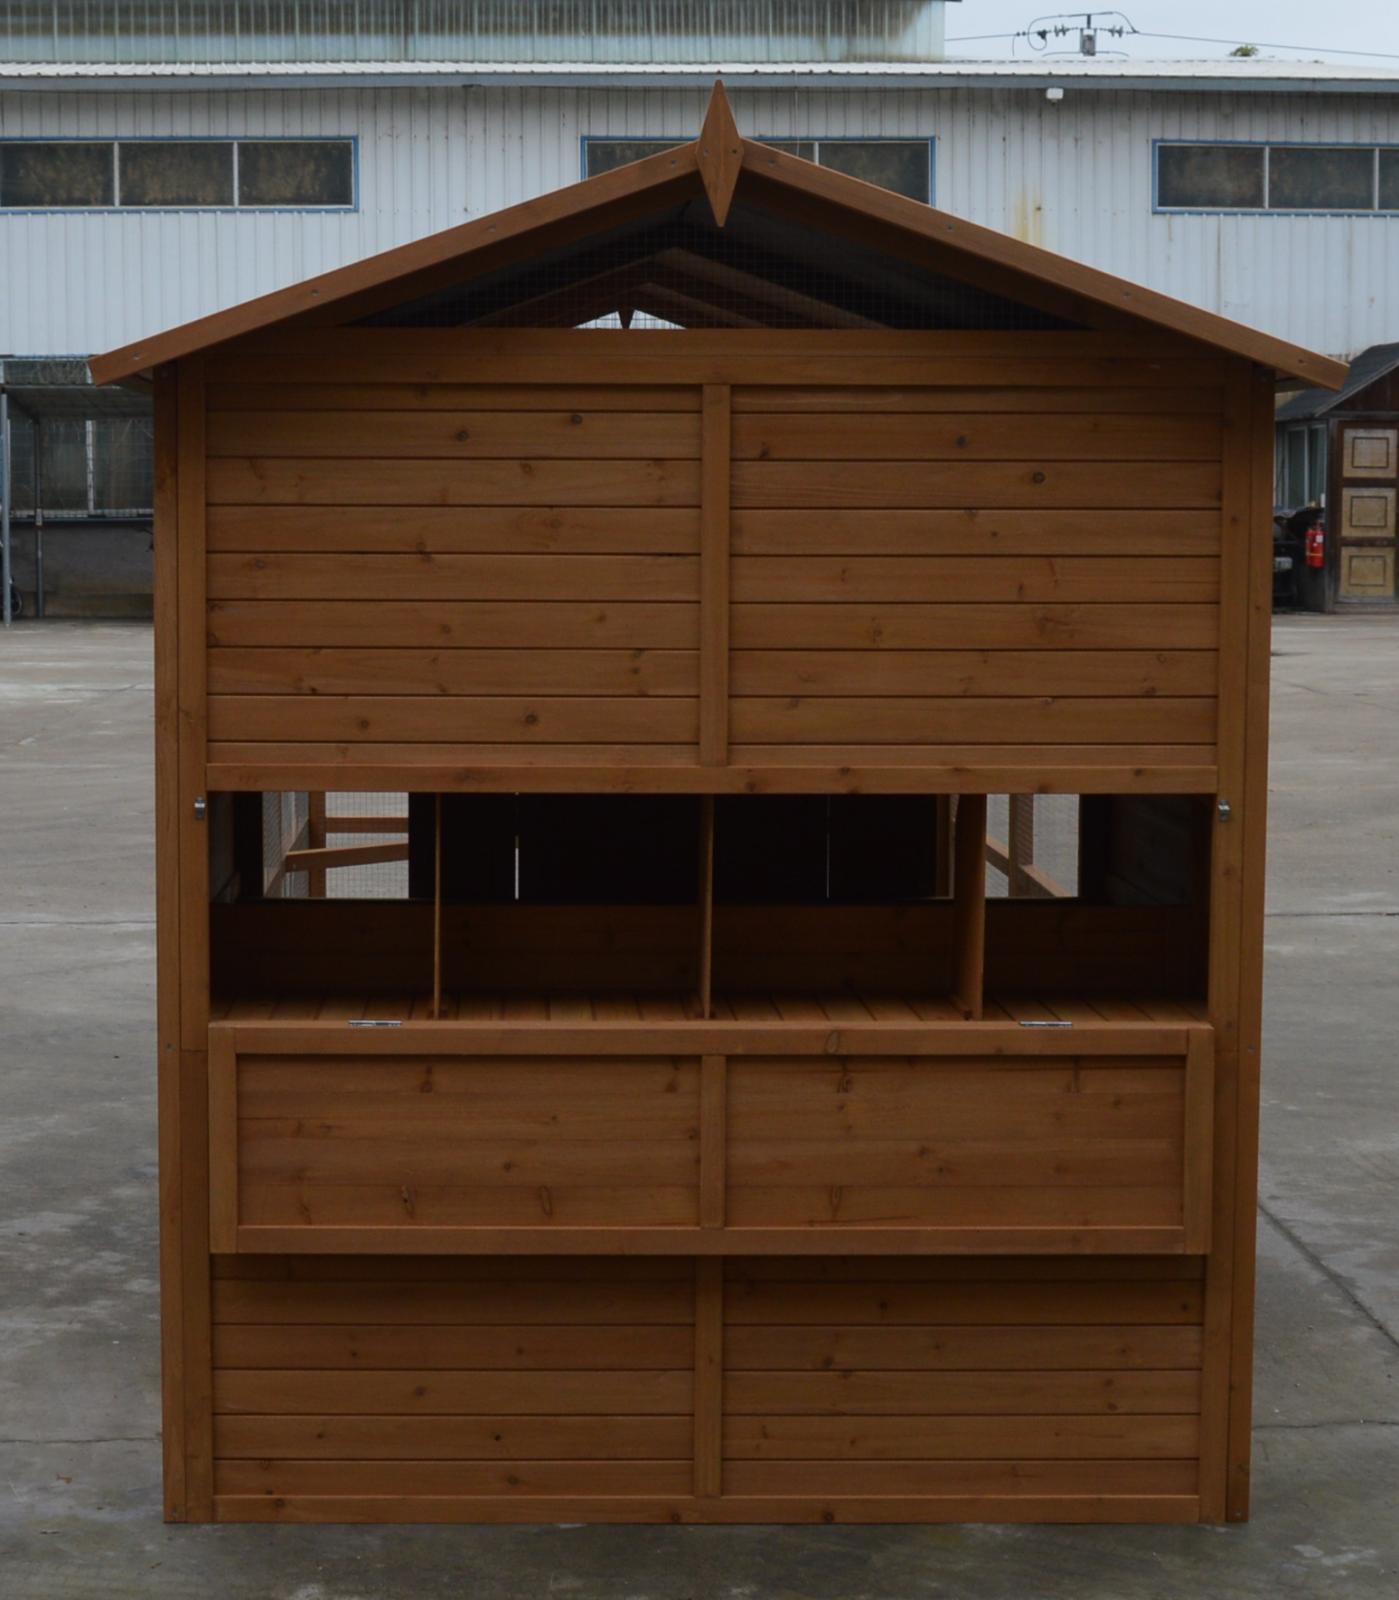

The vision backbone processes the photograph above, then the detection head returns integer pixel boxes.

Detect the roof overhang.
[90,81,1347,391]
[7,58,1399,94]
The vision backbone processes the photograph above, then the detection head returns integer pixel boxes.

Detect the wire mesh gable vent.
[357,200,1083,333]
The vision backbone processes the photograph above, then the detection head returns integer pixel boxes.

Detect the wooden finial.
[697,80,743,227]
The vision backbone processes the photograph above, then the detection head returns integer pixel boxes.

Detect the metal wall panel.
[3,84,1399,358]
[0,2,946,65]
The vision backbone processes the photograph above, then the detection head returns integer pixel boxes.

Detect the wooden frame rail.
[208,1018,1212,1258]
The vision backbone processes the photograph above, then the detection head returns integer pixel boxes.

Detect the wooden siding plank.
[213,1370,693,1415]
[723,1371,1200,1415]
[215,1414,691,1460]
[207,383,703,413]
[731,412,1221,461]
[207,600,699,649]
[728,556,1219,604]
[208,554,700,602]
[731,386,1221,415]
[731,604,1218,651]
[726,698,1216,745]
[207,457,701,507]
[207,504,701,554]
[730,460,1220,510]
[724,1325,1203,1371]
[207,697,699,744]
[725,1414,1200,1460]
[728,651,1217,699]
[731,508,1218,557]
[213,1324,694,1370]
[207,409,700,459]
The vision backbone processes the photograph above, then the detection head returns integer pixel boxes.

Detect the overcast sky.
[944,1,1398,64]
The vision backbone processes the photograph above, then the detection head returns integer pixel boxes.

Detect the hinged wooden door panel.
[208,1021,1211,1255]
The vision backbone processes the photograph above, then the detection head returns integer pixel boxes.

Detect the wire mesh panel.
[986,795,1080,899]
[255,792,409,899]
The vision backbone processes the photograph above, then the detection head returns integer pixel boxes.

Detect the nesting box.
[93,87,1344,1527]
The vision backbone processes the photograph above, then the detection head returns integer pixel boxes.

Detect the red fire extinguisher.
[1306,524,1325,569]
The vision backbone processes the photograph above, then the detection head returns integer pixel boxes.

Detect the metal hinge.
[193,796,207,821]
[1217,799,1233,822]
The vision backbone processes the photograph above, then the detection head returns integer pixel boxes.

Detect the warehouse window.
[1157,141,1399,213]
[0,138,355,210]
[584,136,934,203]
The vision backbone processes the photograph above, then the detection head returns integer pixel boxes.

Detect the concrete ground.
[0,616,1396,1600]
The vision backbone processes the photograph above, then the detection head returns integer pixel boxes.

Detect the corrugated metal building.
[4,3,1399,613]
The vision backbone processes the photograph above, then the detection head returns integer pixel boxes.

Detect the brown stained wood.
[206,756,1218,797]
[208,553,700,602]
[696,81,743,227]
[699,1055,727,1228]
[207,696,700,745]
[208,504,701,554]
[731,459,1221,510]
[721,1461,1198,1498]
[208,383,703,413]
[151,366,187,1520]
[694,1258,724,1497]
[724,1324,1203,1372]
[208,457,702,508]
[214,1461,696,1497]
[207,408,700,459]
[724,1414,1200,1461]
[216,1413,692,1459]
[731,386,1220,415]
[730,411,1222,462]
[207,1031,239,1253]
[728,556,1218,605]
[213,1323,695,1370]
[723,1369,1200,1416]
[282,840,410,873]
[731,507,1219,557]
[730,603,1218,652]
[1182,1029,1215,1254]
[207,599,700,650]
[721,699,1213,746]
[210,1493,1203,1524]
[699,385,731,764]
[952,795,987,1021]
[1224,364,1281,1521]
[728,652,1217,700]
[214,1369,694,1416]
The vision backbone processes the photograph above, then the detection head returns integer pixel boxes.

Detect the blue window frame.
[1155,139,1399,217]
[0,136,358,213]
[582,135,936,205]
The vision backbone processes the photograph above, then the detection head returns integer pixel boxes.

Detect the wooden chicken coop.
[93,87,1344,1528]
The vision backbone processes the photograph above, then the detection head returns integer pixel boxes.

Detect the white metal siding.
[3,84,1399,357]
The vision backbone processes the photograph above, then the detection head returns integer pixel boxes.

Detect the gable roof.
[1276,342,1399,422]
[90,82,1346,389]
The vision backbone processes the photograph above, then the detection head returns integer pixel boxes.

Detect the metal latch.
[1018,1019,1074,1029]
[193,796,207,821]
[348,1019,403,1028]
[1217,799,1233,822]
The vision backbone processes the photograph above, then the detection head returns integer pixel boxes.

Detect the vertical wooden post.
[699,384,731,767]
[951,793,987,1020]
[306,791,328,897]
[693,1257,724,1498]
[698,795,716,1018]
[151,364,187,1520]
[173,356,213,1520]
[1199,360,1265,1523]
[431,793,443,1019]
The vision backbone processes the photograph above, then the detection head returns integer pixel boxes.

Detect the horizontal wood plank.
[208,409,700,459]
[731,508,1218,557]
[213,1323,693,1370]
[207,600,699,649]
[208,553,699,603]
[726,697,1215,745]
[215,1413,691,1460]
[725,1323,1202,1371]
[731,603,1217,650]
[725,1413,1199,1460]
[208,383,703,413]
[214,1369,692,1415]
[208,458,701,507]
[731,461,1220,510]
[729,650,1216,698]
[208,647,698,698]
[731,412,1220,461]
[723,1369,1200,1415]
[207,505,701,554]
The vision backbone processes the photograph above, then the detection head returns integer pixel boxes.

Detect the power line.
[946,24,1399,65]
